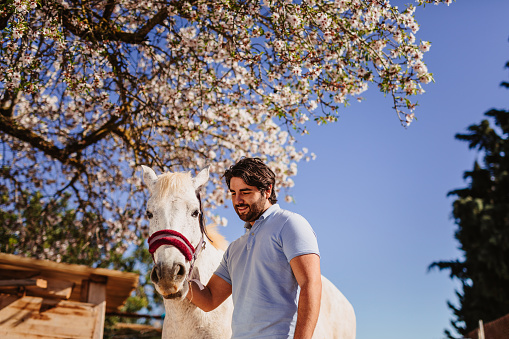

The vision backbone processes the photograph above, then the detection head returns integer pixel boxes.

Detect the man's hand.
[186,274,232,312]
[290,253,322,339]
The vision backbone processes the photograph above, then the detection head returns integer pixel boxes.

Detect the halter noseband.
[148,229,198,262]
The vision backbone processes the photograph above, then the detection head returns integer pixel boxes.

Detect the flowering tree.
[1,0,450,263]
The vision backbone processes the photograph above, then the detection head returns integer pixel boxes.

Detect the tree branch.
[52,0,168,44]
[0,114,86,172]
[0,111,128,174]
[102,0,116,21]
[65,115,123,155]
[0,10,13,31]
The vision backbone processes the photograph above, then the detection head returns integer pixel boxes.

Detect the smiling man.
[187,157,322,339]
[229,175,272,224]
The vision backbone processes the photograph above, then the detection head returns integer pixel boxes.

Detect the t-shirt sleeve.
[213,247,232,285]
[280,214,320,262]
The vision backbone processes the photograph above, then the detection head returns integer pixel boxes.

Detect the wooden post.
[87,274,107,305]
[81,274,108,339]
[478,319,485,339]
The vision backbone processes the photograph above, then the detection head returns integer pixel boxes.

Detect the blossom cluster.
[0,0,451,262]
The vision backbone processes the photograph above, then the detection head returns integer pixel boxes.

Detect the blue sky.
[216,1,509,338]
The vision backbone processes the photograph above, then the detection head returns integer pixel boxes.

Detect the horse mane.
[206,224,228,251]
[153,170,228,251]
[152,171,193,202]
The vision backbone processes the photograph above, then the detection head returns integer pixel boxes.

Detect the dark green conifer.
[430,61,509,338]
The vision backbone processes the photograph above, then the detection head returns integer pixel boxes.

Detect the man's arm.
[290,253,322,339]
[186,274,232,312]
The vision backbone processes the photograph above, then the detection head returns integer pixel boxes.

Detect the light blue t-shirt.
[214,204,320,339]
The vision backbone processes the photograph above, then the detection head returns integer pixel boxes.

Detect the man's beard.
[234,195,267,223]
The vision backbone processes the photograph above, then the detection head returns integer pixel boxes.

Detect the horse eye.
[146,211,153,219]
[191,210,200,218]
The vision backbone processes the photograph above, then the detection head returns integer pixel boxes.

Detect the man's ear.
[265,184,273,199]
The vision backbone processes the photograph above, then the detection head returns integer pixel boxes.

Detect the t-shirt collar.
[244,204,280,230]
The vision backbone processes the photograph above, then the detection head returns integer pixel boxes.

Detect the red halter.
[148,229,196,261]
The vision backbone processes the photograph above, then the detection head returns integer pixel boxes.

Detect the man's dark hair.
[224,157,277,204]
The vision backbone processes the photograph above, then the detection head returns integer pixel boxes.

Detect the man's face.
[229,177,271,225]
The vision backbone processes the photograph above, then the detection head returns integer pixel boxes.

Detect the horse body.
[141,165,355,339]
[313,276,356,339]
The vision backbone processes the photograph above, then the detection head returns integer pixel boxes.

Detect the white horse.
[141,165,356,339]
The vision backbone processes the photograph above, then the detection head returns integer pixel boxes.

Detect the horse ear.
[194,166,210,190]
[141,165,158,193]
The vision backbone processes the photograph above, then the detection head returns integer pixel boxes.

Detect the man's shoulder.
[270,207,308,225]
[263,208,313,238]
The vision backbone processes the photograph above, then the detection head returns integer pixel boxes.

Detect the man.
[186,157,322,339]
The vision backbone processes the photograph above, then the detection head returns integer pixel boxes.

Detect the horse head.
[141,165,209,300]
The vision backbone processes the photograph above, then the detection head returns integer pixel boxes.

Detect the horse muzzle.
[151,260,189,300]
[148,230,205,300]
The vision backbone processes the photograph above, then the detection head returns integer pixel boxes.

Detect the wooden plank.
[92,301,106,339]
[89,274,108,284]
[0,279,47,288]
[25,278,74,300]
[0,264,39,273]
[0,253,138,281]
[0,269,39,280]
[0,294,19,310]
[0,296,102,338]
[83,277,107,338]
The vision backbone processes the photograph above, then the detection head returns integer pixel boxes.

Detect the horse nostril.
[151,266,160,284]
[152,263,186,284]
[173,263,186,277]
[178,264,185,277]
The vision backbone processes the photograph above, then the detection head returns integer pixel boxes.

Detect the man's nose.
[233,194,243,205]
